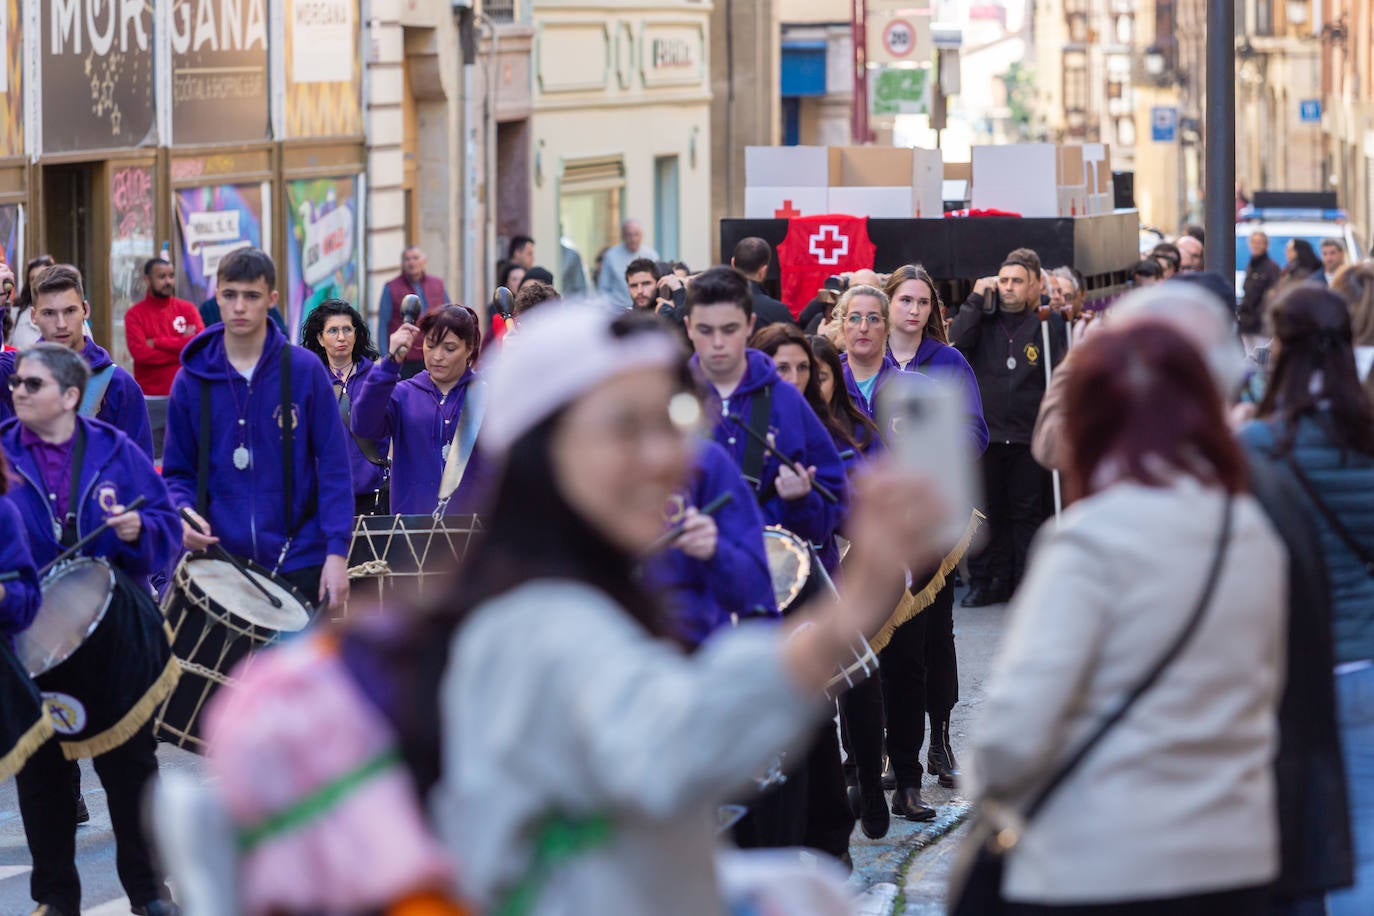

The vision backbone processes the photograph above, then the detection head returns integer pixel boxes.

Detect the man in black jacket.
[949,247,1066,606]
[731,237,797,328]
[1239,230,1281,336]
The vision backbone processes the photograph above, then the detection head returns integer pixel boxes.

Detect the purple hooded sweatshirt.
[350,357,488,517]
[889,337,989,456]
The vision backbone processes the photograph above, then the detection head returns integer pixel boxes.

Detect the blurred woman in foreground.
[963,321,1286,914]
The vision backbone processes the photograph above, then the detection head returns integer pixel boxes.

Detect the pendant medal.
[441,443,451,462]
[233,446,251,470]
[1006,356,1017,370]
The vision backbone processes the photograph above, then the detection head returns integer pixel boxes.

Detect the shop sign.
[641,24,702,87]
[42,0,156,152]
[284,175,362,335]
[291,0,354,84]
[175,183,270,307]
[283,0,361,138]
[171,0,270,145]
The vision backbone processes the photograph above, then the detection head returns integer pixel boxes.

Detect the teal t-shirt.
[856,373,879,410]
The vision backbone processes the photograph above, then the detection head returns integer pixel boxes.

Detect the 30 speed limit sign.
[883,19,916,58]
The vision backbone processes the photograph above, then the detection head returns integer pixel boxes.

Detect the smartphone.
[878,373,981,552]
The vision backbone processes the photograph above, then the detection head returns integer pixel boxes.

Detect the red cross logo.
[809,225,849,265]
[774,199,802,219]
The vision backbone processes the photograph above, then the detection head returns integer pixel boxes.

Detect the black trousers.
[17,724,167,911]
[968,442,1050,592]
[800,714,855,859]
[879,579,958,787]
[839,670,885,790]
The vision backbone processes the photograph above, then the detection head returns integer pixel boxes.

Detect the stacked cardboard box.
[744,145,944,220]
[971,143,1115,218]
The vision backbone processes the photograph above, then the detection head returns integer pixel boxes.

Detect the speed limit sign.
[883,19,916,58]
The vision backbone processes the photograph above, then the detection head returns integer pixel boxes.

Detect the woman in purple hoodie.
[352,305,488,517]
[302,300,389,515]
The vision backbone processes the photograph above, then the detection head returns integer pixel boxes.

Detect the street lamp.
[1285,1,1309,26]
[1143,45,1166,78]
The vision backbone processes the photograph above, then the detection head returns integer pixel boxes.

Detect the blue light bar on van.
[1238,205,1348,222]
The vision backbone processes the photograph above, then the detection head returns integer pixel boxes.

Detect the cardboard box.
[828,186,918,219]
[826,146,943,217]
[744,186,829,220]
[973,143,1103,218]
[745,146,829,188]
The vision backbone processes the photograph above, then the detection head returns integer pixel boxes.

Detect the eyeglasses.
[7,375,49,394]
[322,326,356,338]
[845,313,885,327]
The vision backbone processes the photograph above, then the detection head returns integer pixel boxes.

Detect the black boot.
[858,780,890,839]
[927,716,961,789]
[890,783,936,821]
[845,777,861,819]
[71,764,88,825]
[960,579,1008,608]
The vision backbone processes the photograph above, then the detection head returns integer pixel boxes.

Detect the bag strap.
[739,384,772,492]
[281,346,294,536]
[60,422,88,548]
[197,379,211,517]
[78,365,116,419]
[1284,454,1374,577]
[434,378,487,519]
[1022,494,1234,822]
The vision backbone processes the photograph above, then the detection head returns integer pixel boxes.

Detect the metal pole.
[1204,0,1236,274]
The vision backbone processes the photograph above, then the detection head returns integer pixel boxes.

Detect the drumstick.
[642,492,734,556]
[178,508,283,609]
[725,415,840,505]
[0,570,19,583]
[39,496,148,576]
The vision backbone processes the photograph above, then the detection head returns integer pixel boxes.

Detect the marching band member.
[0,459,40,637]
[684,267,851,855]
[302,299,390,515]
[163,248,354,610]
[642,437,777,648]
[0,265,154,458]
[883,265,989,454]
[426,304,942,914]
[352,304,488,517]
[835,284,979,820]
[2,343,181,916]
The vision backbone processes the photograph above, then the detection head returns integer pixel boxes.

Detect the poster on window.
[110,166,158,368]
[0,0,24,157]
[0,202,22,269]
[175,183,270,308]
[284,175,362,335]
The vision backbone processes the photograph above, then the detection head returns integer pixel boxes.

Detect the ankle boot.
[926,716,960,789]
[890,783,935,821]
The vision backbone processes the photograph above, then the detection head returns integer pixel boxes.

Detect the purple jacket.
[333,357,388,498]
[0,338,154,459]
[0,494,40,637]
[2,417,181,585]
[691,349,847,548]
[351,358,488,516]
[163,322,355,571]
[643,440,778,646]
[890,337,989,456]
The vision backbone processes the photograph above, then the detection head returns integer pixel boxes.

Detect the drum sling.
[0,640,53,779]
[739,385,773,501]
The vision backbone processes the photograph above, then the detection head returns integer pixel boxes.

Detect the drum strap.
[197,380,210,517]
[739,384,772,495]
[60,423,88,548]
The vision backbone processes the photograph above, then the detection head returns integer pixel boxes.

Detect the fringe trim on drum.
[867,509,985,655]
[59,656,182,761]
[0,715,55,781]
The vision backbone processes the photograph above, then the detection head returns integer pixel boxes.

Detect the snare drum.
[15,557,180,759]
[155,555,313,752]
[762,526,879,700]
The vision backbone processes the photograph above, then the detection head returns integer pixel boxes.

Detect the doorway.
[42,163,100,327]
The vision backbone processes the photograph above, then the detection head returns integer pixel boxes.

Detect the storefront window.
[110,165,157,369]
[285,175,364,337]
[175,183,272,308]
[560,186,622,286]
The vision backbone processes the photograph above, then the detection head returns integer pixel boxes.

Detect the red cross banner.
[775,214,877,317]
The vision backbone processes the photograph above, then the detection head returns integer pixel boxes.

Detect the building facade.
[1313,0,1373,241]
[527,0,712,282]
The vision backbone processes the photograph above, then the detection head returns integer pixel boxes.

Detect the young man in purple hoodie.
[0,265,154,458]
[162,248,353,611]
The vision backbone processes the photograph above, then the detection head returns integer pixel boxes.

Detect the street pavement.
[0,594,1006,915]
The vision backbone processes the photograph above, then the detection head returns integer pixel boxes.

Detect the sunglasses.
[7,375,50,394]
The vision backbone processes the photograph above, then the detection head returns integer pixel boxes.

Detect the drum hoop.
[26,557,117,677]
[762,525,811,611]
[177,554,312,636]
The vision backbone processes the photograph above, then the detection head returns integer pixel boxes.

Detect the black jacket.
[948,292,1066,445]
[750,281,796,328]
[1245,449,1355,897]
[1239,254,1281,334]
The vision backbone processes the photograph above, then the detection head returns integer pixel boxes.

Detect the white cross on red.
[809,225,849,265]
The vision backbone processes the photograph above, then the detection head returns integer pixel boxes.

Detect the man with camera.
[948,248,1067,608]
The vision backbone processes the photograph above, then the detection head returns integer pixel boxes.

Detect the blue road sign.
[1151,106,1178,142]
[1299,99,1322,122]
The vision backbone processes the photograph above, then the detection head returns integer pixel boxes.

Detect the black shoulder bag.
[950,495,1234,916]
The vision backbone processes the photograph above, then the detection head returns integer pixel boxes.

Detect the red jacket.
[124,294,205,395]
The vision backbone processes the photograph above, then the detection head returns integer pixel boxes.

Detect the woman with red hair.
[960,321,1287,914]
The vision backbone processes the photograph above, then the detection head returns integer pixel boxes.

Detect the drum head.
[186,559,311,633]
[762,526,811,613]
[16,558,116,676]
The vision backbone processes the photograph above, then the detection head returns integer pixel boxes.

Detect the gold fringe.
[59,656,182,760]
[868,510,985,654]
[0,714,55,781]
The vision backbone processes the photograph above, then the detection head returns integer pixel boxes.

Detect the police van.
[1235,191,1366,298]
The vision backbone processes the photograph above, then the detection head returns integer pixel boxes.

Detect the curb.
[850,800,972,915]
